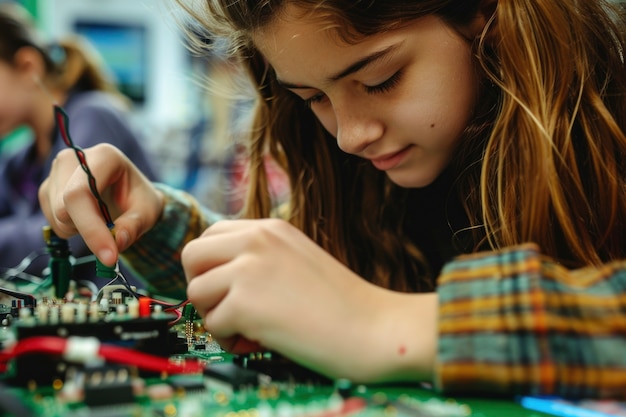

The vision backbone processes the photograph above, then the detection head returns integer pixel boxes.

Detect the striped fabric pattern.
[121,183,216,300]
[436,243,626,399]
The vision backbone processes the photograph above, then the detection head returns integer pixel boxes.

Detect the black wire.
[53,105,114,227]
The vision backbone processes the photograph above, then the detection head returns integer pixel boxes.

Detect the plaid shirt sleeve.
[435,243,626,399]
[120,183,223,300]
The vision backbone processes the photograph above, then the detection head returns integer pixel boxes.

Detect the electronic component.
[235,351,331,384]
[10,307,177,386]
[42,226,72,300]
[82,364,135,407]
[203,362,263,391]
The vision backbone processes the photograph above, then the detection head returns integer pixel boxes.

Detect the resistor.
[18,307,33,324]
[36,304,49,324]
[88,303,99,322]
[49,304,60,325]
[99,298,109,313]
[76,303,88,323]
[152,304,163,316]
[61,303,75,323]
[127,299,139,318]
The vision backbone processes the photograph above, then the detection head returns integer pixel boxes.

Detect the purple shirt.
[0,90,158,277]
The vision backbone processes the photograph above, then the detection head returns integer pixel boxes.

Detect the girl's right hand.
[39,143,164,266]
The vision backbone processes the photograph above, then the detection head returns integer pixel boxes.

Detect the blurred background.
[2,0,625,216]
[0,0,281,215]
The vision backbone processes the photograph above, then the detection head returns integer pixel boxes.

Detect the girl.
[40,0,626,399]
[0,3,158,276]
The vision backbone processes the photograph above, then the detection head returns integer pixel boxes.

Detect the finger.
[214,335,263,354]
[186,267,231,318]
[64,180,117,264]
[198,218,286,238]
[62,157,124,266]
[192,275,249,347]
[181,227,256,281]
[39,177,59,230]
[186,219,300,277]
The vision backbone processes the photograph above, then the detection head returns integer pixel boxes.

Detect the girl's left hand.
[182,218,438,383]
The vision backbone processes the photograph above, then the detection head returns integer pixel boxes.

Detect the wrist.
[366,291,438,383]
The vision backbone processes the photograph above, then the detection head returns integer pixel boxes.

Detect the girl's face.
[0,57,38,138]
[255,7,481,188]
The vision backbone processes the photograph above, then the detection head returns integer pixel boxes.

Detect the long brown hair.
[179,0,626,290]
[0,3,125,101]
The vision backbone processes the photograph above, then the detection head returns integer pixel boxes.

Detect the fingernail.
[117,230,130,251]
[97,249,116,266]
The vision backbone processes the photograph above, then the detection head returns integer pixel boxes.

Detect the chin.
[386,171,439,189]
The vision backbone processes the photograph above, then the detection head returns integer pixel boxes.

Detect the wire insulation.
[53,105,114,227]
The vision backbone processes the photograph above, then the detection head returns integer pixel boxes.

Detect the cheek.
[0,94,17,122]
[0,92,30,134]
[400,66,478,144]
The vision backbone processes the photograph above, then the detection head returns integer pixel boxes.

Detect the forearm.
[435,243,626,399]
[121,183,221,300]
[286,281,438,384]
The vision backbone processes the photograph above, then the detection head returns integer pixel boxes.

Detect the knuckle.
[55,148,75,162]
[180,239,197,266]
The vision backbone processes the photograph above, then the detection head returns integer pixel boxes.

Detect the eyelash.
[365,70,403,95]
[303,93,326,108]
[302,70,403,108]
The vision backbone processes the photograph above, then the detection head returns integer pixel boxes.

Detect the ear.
[12,46,46,79]
[466,0,498,38]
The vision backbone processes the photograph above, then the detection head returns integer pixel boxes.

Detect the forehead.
[253,6,392,83]
[253,7,454,88]
[253,4,346,58]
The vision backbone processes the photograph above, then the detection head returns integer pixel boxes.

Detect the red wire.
[99,344,203,373]
[1,336,66,360]
[0,336,203,374]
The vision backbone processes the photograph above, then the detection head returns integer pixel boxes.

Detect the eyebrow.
[277,43,400,90]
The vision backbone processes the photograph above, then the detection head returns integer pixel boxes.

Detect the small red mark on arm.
[398,345,406,356]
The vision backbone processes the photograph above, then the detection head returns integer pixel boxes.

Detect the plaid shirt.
[437,245,626,399]
[122,183,220,300]
[123,184,626,399]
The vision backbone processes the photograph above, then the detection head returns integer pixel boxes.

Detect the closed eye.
[300,70,403,108]
[303,92,327,108]
[365,70,403,95]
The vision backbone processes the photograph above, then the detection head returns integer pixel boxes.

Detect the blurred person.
[0,3,158,282]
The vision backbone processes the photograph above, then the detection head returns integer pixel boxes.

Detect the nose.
[334,103,384,155]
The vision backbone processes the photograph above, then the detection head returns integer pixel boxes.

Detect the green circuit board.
[0,309,545,417]
[0,265,547,417]
[1,352,539,417]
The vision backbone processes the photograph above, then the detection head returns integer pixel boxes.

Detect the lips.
[369,146,411,171]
